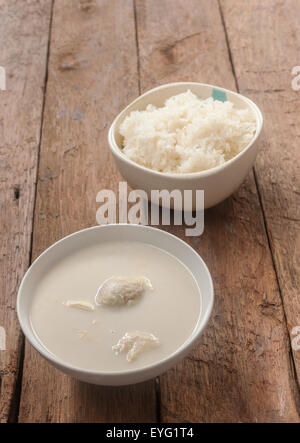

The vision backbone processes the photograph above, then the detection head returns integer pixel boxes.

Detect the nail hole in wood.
[14,187,20,200]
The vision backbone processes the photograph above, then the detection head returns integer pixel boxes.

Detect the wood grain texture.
[220,0,300,385]
[0,0,52,423]
[135,0,300,422]
[18,0,156,423]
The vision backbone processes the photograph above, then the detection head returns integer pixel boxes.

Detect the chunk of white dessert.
[64,300,94,311]
[95,276,153,306]
[112,331,160,362]
[78,330,88,339]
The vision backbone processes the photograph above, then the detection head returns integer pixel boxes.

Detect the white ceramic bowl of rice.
[108,82,263,209]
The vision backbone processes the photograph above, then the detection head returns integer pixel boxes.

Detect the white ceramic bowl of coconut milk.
[17,224,214,386]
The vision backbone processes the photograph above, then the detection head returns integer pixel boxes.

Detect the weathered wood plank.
[18,0,156,422]
[0,0,52,423]
[220,0,300,386]
[136,0,300,422]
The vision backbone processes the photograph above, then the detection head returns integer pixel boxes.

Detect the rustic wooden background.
[0,0,299,423]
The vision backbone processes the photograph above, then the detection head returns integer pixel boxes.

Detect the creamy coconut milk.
[30,241,201,371]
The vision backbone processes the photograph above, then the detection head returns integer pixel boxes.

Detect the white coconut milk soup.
[30,241,201,372]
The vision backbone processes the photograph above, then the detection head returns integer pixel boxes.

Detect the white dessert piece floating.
[112,331,160,362]
[95,276,153,306]
[64,300,95,312]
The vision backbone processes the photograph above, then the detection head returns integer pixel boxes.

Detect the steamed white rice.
[119,90,257,174]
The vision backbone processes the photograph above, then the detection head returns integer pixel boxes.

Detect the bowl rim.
[108,81,263,179]
[17,224,214,378]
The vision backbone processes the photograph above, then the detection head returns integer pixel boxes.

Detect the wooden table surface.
[0,0,299,423]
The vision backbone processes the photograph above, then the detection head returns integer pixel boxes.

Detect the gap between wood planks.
[133,0,141,95]
[217,0,300,407]
[10,0,55,424]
